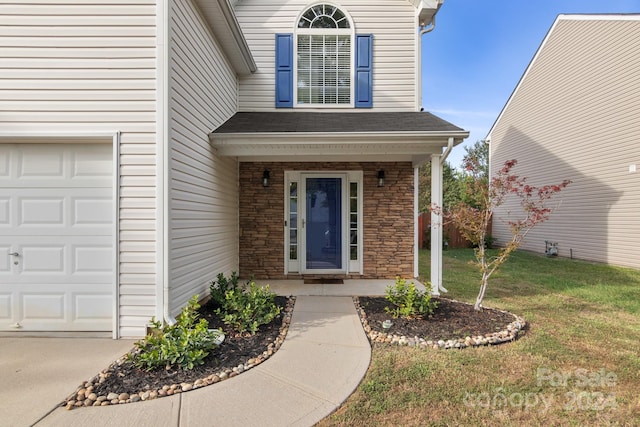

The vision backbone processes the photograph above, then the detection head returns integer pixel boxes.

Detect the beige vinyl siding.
[167,0,240,316]
[489,16,640,269]
[234,0,416,111]
[0,1,158,337]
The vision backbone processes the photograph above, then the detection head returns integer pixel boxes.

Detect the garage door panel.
[2,144,111,188]
[5,189,111,235]
[17,288,111,331]
[20,197,64,225]
[8,236,113,281]
[21,246,65,273]
[22,293,65,320]
[18,149,65,178]
[0,143,113,332]
[0,150,8,176]
[0,294,11,319]
[0,198,9,225]
[75,294,112,320]
[73,245,113,274]
[73,197,112,225]
[6,281,112,331]
[73,149,112,177]
[0,246,10,272]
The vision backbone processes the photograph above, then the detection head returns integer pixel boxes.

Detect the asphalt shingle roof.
[212,111,465,134]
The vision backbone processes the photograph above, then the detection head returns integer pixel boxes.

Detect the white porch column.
[430,154,443,295]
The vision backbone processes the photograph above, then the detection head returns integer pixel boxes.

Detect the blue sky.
[422,0,640,168]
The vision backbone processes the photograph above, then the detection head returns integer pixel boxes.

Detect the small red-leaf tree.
[440,156,571,311]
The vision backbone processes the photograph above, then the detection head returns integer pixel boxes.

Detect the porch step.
[303,278,344,284]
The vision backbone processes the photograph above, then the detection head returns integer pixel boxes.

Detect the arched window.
[295,4,353,105]
[297,4,350,29]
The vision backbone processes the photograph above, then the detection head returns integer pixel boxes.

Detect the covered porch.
[210,111,468,294]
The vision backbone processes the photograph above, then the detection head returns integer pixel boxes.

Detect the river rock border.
[62,297,296,410]
[354,297,526,350]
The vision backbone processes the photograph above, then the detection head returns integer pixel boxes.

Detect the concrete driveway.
[0,337,134,427]
[1,295,372,427]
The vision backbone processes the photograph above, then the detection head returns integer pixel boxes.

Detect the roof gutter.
[211,130,469,140]
[216,0,257,74]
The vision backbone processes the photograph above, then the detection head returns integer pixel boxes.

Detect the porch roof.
[209,111,469,165]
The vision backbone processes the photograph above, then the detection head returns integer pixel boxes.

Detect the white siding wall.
[168,0,240,316]
[489,17,640,269]
[0,1,158,337]
[234,0,416,111]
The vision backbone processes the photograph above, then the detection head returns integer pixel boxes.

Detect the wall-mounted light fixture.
[377,170,385,187]
[262,170,270,187]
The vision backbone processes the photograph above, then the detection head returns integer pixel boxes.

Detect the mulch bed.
[63,296,293,408]
[356,296,526,349]
[358,296,518,341]
[63,294,525,409]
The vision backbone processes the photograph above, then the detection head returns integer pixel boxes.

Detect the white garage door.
[0,143,114,332]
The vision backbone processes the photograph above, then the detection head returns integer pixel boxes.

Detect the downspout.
[419,14,436,36]
[418,8,441,291]
[416,15,436,111]
[440,135,453,165]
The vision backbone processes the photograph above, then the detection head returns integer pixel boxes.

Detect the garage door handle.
[9,252,19,256]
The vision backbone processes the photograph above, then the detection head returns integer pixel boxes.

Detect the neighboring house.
[488,14,640,270]
[0,0,467,338]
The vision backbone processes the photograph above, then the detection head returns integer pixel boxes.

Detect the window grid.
[289,182,298,261]
[298,4,349,29]
[295,4,352,106]
[349,182,358,261]
[297,34,351,105]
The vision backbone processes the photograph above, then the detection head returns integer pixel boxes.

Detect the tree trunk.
[474,272,489,310]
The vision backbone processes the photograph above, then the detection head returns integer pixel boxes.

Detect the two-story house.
[0,0,467,338]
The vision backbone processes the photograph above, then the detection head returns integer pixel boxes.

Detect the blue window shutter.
[355,34,373,108]
[275,33,293,108]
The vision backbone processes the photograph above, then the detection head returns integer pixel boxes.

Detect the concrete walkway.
[28,296,371,427]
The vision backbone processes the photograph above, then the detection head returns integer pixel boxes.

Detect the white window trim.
[293,4,355,108]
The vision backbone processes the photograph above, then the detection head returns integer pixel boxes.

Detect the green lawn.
[319,249,640,426]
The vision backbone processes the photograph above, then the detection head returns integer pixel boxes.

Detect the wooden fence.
[418,212,492,249]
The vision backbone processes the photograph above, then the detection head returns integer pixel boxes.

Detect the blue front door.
[305,177,342,271]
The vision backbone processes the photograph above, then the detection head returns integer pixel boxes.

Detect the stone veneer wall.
[239,162,414,279]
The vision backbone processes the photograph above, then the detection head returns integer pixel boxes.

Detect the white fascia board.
[218,143,442,157]
[239,154,427,163]
[212,130,469,144]
[213,141,456,158]
[194,0,256,75]
[210,130,469,158]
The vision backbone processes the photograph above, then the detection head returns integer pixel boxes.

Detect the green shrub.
[131,295,222,371]
[384,277,438,319]
[209,271,239,307]
[216,281,281,334]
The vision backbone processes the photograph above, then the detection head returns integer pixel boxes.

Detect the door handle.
[9,252,20,256]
